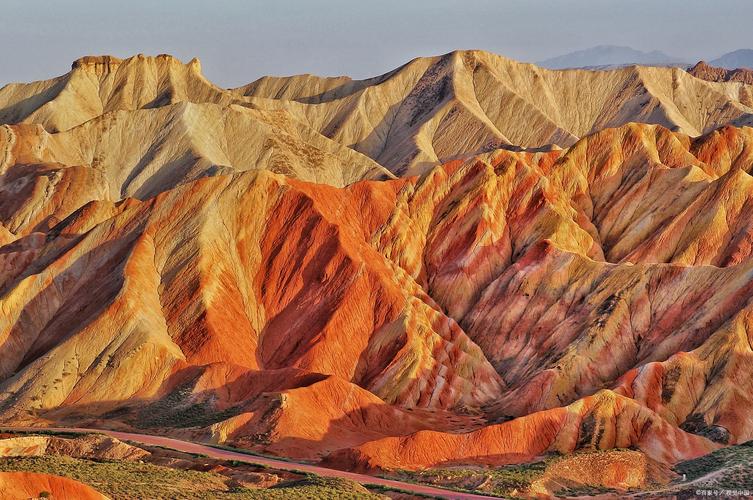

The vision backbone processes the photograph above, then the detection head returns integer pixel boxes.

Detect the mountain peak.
[71,53,201,76]
[71,55,123,73]
[710,49,753,69]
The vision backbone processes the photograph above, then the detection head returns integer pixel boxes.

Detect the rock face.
[1,52,753,474]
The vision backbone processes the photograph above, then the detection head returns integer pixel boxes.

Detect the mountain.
[0,55,392,197]
[537,45,687,69]
[3,51,753,491]
[238,49,753,176]
[711,49,753,69]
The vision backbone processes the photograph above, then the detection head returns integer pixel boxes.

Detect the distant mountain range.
[710,49,753,69]
[537,45,687,69]
[538,45,753,70]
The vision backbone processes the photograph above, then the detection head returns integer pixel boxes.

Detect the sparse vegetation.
[266,476,382,499]
[385,459,553,498]
[385,449,665,498]
[555,484,617,497]
[365,483,439,498]
[135,383,244,429]
[0,455,380,499]
[0,428,90,439]
[0,455,231,499]
[673,440,753,489]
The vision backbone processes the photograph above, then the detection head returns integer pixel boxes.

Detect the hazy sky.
[2,0,751,87]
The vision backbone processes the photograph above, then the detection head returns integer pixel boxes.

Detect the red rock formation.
[325,390,716,472]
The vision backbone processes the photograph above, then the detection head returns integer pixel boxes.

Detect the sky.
[1,0,751,87]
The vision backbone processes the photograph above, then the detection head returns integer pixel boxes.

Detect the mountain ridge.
[3,50,753,180]
[688,60,753,85]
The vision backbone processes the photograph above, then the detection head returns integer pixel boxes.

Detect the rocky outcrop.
[71,55,124,74]
[0,434,149,461]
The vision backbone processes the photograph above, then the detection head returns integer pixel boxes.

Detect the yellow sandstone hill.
[3,51,753,178]
[240,50,753,175]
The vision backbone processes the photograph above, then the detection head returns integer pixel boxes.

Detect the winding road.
[1,426,497,499]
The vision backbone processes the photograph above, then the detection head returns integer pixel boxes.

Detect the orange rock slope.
[1,53,753,474]
[0,471,107,499]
